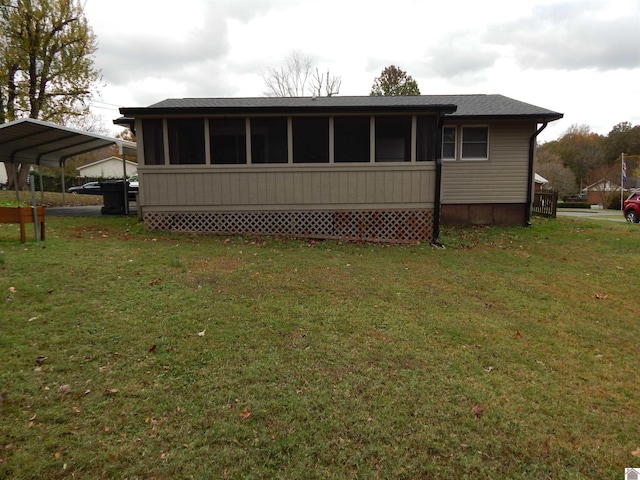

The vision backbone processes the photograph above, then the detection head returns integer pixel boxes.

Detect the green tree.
[602,122,640,164]
[370,65,420,96]
[541,124,604,188]
[0,0,100,189]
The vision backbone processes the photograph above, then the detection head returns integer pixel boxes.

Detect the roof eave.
[118,105,458,117]
[451,113,564,122]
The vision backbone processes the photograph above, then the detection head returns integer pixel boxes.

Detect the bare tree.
[310,68,341,97]
[264,51,341,97]
[263,51,312,97]
[535,149,577,197]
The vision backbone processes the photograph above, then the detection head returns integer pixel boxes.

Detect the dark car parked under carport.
[68,182,102,195]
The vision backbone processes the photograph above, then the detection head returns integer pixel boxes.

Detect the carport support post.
[29,174,40,243]
[38,169,44,203]
[60,162,66,205]
[122,155,129,215]
[621,153,625,210]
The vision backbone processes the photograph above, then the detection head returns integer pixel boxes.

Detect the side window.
[442,126,456,160]
[461,126,489,160]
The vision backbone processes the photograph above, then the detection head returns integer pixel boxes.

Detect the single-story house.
[534,173,549,192]
[77,156,138,179]
[116,95,562,244]
[582,179,623,204]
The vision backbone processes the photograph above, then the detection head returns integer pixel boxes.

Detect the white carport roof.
[0,118,136,168]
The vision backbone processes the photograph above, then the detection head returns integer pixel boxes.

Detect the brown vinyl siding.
[138,164,435,211]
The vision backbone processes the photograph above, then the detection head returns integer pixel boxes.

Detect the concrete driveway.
[46,205,137,217]
[556,208,628,223]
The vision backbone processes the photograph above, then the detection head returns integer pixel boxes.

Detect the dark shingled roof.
[117,94,563,123]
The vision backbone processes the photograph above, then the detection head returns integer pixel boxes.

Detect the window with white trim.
[461,126,489,160]
[442,126,456,160]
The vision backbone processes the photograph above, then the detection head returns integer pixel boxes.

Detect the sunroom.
[118,96,458,244]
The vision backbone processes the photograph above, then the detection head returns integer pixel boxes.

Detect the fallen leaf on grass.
[148,345,157,353]
[35,356,47,366]
[197,329,206,337]
[514,331,522,339]
[240,408,251,419]
[471,405,485,418]
[595,293,608,300]
[148,278,162,286]
[8,287,16,293]
[58,384,71,394]
[632,446,640,457]
[104,388,119,394]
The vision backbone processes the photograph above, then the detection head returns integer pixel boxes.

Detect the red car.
[624,192,640,223]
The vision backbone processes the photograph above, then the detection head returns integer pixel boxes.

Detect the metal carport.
[0,117,137,211]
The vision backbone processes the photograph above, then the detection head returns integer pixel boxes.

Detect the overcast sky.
[83,0,640,143]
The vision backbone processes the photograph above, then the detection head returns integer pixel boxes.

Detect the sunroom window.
[334,116,370,163]
[416,115,437,161]
[293,117,329,163]
[142,119,165,165]
[167,119,206,165]
[210,118,246,164]
[375,116,411,162]
[250,118,288,164]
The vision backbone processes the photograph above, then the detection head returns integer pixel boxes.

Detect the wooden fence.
[533,190,558,218]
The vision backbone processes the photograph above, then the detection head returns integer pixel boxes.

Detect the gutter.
[432,112,445,245]
[526,121,548,226]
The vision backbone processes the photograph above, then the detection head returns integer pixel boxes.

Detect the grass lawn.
[1,213,639,479]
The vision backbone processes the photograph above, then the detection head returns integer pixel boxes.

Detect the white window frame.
[442,125,457,161]
[460,125,489,161]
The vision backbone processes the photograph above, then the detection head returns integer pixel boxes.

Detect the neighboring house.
[582,179,623,205]
[77,156,137,178]
[534,173,549,192]
[116,95,562,243]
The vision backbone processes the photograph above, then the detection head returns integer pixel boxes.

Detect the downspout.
[526,121,548,226]
[432,112,445,245]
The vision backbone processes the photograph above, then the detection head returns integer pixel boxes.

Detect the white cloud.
[84,0,640,142]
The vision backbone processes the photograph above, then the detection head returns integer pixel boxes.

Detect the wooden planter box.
[0,206,45,243]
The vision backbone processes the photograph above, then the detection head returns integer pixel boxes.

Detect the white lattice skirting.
[144,209,435,244]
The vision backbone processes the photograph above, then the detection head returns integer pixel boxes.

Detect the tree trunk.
[4,163,32,191]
